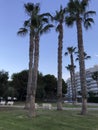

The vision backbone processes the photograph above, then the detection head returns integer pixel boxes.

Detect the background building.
[66,65,98,101]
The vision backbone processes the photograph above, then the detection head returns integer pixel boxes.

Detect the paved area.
[0,103,98,111]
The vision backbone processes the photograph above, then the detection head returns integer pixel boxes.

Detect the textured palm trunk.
[28,94,36,117]
[29,34,39,117]
[70,54,77,105]
[76,18,87,115]
[70,69,74,102]
[25,32,34,109]
[57,23,63,110]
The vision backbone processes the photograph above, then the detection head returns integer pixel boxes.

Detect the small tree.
[0,70,9,98]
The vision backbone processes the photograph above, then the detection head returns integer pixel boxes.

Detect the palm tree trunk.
[76,18,87,115]
[70,70,74,102]
[25,33,34,109]
[57,23,63,110]
[29,34,39,117]
[70,54,77,105]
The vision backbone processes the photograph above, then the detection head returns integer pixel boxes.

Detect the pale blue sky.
[0,0,97,80]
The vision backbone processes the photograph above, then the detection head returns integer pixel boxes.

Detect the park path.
[0,103,98,111]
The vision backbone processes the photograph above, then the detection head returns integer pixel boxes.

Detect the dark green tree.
[0,70,9,99]
[11,70,28,101]
[62,79,67,95]
[4,81,17,99]
[36,72,45,100]
[43,74,57,100]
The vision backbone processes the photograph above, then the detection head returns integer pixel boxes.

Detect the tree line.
[0,70,67,102]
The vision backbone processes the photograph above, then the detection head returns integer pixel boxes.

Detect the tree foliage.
[0,70,9,98]
[11,70,28,101]
[10,70,67,101]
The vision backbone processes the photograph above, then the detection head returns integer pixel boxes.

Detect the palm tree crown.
[66,0,96,29]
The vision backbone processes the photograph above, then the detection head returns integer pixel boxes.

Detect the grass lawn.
[0,108,98,130]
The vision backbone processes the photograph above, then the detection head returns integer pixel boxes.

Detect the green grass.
[48,102,98,108]
[62,103,98,108]
[14,101,98,108]
[0,108,98,130]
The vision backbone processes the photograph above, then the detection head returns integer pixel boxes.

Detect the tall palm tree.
[17,3,39,110]
[28,7,53,117]
[53,6,66,110]
[65,46,77,104]
[65,64,76,102]
[66,0,96,115]
[18,3,53,117]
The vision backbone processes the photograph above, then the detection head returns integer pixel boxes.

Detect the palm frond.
[53,5,66,23]
[24,3,35,15]
[40,24,54,35]
[81,0,89,12]
[86,56,91,59]
[65,16,75,27]
[84,11,96,19]
[84,18,94,29]
[64,52,68,56]
[17,28,28,36]
[75,57,79,61]
[65,64,76,71]
[34,3,40,14]
[41,18,49,24]
[56,24,60,32]
[40,13,52,18]
[24,2,40,16]
[23,20,30,27]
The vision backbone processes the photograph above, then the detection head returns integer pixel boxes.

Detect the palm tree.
[92,71,98,87]
[28,7,53,117]
[65,46,77,104]
[17,3,39,110]
[66,0,96,115]
[53,6,66,110]
[65,64,76,103]
[18,3,53,117]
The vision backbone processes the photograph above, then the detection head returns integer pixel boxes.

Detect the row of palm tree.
[65,47,77,105]
[18,0,96,117]
[65,47,91,105]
